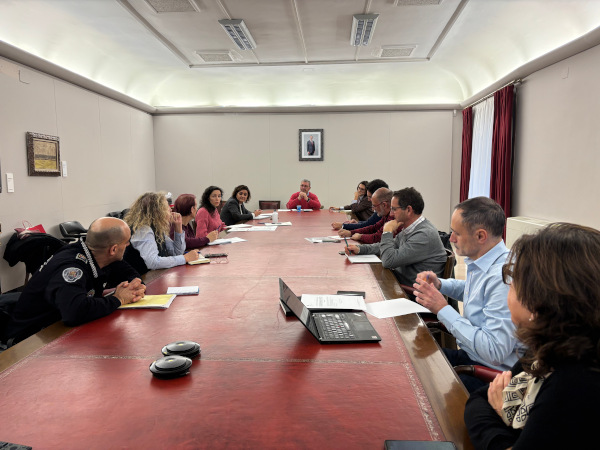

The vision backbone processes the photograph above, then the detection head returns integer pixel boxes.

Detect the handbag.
[14,221,46,239]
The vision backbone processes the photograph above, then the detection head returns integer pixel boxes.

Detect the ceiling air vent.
[394,0,442,5]
[196,51,237,63]
[143,0,200,13]
[376,46,416,58]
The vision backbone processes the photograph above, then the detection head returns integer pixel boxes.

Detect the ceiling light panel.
[351,14,379,47]
[218,19,257,50]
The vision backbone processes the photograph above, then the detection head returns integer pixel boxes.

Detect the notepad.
[187,254,210,265]
[167,286,199,295]
[346,254,381,263]
[118,294,176,309]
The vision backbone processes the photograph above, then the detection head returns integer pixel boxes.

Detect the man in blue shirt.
[413,197,519,392]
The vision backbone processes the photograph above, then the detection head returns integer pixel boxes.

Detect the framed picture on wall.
[26,132,61,176]
[299,129,324,161]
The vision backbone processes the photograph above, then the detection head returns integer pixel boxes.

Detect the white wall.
[153,110,454,231]
[513,44,600,228]
[0,57,155,291]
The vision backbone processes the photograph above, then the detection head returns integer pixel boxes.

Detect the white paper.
[306,236,343,243]
[267,222,292,226]
[246,226,277,231]
[208,237,247,245]
[301,294,367,310]
[167,286,199,295]
[346,254,381,263]
[255,213,274,219]
[364,298,431,318]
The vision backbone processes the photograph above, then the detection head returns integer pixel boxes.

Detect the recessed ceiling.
[1,0,599,112]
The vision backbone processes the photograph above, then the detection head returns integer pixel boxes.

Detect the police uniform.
[3,240,141,344]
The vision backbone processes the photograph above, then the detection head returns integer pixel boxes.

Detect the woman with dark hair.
[464,223,600,449]
[124,192,201,273]
[195,186,226,239]
[170,194,218,249]
[329,180,373,221]
[220,185,262,226]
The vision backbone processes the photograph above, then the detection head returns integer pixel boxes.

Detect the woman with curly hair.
[124,192,201,273]
[195,186,226,239]
[465,223,600,449]
[170,194,218,249]
[220,185,262,226]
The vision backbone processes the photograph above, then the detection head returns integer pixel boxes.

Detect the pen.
[344,237,349,247]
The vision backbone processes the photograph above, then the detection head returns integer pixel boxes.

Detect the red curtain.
[459,107,473,202]
[490,85,515,226]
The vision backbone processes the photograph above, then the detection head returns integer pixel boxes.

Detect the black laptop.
[279,279,381,344]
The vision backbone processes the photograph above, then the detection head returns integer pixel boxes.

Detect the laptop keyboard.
[318,313,355,340]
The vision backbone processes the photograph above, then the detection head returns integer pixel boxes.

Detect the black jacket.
[2,241,140,343]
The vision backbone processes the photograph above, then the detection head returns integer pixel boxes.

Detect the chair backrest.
[442,248,455,279]
[259,200,280,210]
[59,221,87,238]
[3,232,66,284]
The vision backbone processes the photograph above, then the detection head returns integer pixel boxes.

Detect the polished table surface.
[0,210,472,449]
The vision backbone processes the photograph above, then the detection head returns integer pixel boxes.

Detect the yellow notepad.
[118,294,176,309]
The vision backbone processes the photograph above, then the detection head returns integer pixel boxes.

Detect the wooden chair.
[259,200,280,210]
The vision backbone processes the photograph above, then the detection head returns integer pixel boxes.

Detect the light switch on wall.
[6,173,14,192]
[62,161,68,177]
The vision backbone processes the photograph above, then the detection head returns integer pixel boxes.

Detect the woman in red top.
[195,186,226,239]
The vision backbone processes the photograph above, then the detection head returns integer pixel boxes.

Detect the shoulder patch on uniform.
[76,253,88,264]
[63,267,83,283]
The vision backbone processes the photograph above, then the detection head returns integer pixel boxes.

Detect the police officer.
[2,217,145,345]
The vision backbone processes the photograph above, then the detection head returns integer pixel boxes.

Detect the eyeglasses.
[371,200,386,208]
[390,206,406,212]
[501,263,513,285]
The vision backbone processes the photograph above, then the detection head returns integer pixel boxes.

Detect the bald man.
[2,217,145,345]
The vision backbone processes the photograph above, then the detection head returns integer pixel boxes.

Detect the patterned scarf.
[501,365,551,429]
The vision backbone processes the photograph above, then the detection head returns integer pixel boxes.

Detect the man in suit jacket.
[306,135,316,155]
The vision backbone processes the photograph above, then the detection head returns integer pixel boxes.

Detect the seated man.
[332,179,388,231]
[338,187,395,244]
[286,179,321,210]
[2,217,145,345]
[346,187,446,286]
[413,197,520,393]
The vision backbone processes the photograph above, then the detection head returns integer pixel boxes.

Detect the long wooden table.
[0,210,472,449]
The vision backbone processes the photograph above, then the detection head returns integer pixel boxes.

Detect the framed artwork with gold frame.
[26,132,61,176]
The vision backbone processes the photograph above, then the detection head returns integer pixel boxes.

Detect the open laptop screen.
[279,279,319,338]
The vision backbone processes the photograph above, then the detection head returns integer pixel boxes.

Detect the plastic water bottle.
[297,205,302,212]
[272,211,278,224]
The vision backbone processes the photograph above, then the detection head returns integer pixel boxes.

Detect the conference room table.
[0,210,472,449]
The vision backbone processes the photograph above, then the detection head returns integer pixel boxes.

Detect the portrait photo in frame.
[26,132,61,176]
[299,129,323,161]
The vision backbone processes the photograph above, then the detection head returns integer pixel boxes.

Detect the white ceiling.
[1,0,600,113]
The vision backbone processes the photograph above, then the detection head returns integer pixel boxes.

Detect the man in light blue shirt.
[413,197,519,392]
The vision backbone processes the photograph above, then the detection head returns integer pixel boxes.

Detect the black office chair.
[59,221,87,242]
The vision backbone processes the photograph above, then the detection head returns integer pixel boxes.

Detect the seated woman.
[195,186,226,239]
[220,185,262,226]
[464,223,600,449]
[170,194,218,249]
[329,180,373,222]
[124,192,201,273]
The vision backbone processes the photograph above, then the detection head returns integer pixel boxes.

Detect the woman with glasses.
[329,180,373,221]
[220,185,262,226]
[464,223,600,449]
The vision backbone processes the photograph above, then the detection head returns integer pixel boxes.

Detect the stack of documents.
[167,286,199,295]
[187,254,210,265]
